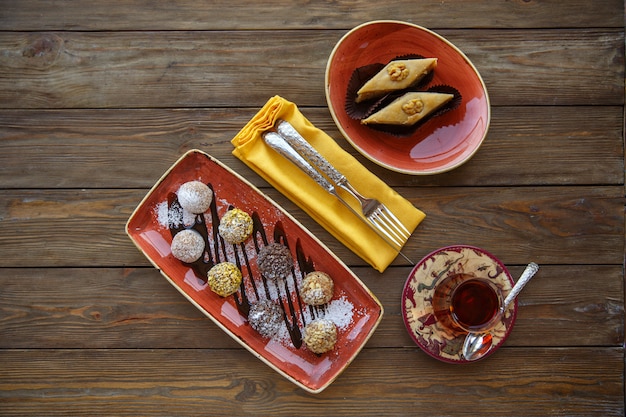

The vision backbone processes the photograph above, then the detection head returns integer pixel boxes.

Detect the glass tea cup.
[432,273,504,334]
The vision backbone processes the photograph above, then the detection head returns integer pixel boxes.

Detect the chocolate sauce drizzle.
[167,183,324,349]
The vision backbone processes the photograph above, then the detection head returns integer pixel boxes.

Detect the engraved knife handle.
[276,120,345,185]
[262,131,335,194]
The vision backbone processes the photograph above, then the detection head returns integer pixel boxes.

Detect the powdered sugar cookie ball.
[170,229,205,263]
[300,271,334,306]
[219,208,253,244]
[207,262,242,297]
[303,318,337,354]
[177,181,213,214]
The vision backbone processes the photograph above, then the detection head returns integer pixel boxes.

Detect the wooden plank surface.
[0,186,622,268]
[0,106,623,188]
[0,30,623,109]
[0,0,624,415]
[1,0,623,30]
[1,265,622,350]
[1,348,623,417]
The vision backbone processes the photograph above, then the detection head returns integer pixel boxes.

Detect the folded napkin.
[231,95,425,272]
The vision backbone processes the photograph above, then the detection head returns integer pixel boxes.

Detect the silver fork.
[268,120,414,263]
[263,130,413,263]
[334,175,412,250]
[275,120,412,248]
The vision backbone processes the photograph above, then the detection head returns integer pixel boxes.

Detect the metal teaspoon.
[461,262,540,361]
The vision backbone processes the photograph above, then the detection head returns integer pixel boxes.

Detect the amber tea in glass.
[432,274,503,333]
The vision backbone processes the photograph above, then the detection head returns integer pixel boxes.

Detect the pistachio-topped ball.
[219,208,253,244]
[207,262,242,297]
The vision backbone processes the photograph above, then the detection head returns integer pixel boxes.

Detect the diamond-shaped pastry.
[356,58,437,103]
[361,91,454,126]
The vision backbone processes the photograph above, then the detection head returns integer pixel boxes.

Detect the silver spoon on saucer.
[462,262,539,361]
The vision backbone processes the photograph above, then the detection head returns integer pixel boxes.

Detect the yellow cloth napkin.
[231,95,425,272]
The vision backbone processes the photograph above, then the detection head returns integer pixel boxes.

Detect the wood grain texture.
[0,348,623,416]
[0,1,624,413]
[0,265,622,350]
[0,30,623,109]
[0,106,623,188]
[0,186,622,268]
[1,0,623,30]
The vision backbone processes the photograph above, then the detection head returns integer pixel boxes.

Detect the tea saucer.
[401,245,516,363]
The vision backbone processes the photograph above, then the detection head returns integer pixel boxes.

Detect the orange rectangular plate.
[126,150,383,393]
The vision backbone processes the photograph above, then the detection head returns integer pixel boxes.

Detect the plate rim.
[325,20,491,175]
[125,149,384,393]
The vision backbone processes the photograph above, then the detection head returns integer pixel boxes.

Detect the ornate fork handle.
[276,120,376,212]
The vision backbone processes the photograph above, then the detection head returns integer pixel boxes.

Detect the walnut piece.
[387,62,409,81]
[401,98,425,115]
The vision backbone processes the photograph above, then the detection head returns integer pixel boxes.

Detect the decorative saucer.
[401,245,516,363]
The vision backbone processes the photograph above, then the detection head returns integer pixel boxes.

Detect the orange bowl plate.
[325,20,490,175]
[126,150,383,393]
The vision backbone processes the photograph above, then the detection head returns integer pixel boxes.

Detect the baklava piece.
[356,58,437,103]
[361,91,454,126]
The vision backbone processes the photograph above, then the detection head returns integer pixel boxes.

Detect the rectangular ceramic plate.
[125,150,383,393]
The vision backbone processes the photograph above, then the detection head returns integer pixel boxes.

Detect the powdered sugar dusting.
[155,201,180,228]
[268,294,355,348]
[155,200,196,229]
[177,181,213,214]
[323,296,354,330]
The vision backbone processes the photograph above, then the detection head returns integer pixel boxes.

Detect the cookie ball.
[171,229,205,263]
[177,181,213,214]
[248,300,283,338]
[219,208,253,244]
[303,318,337,354]
[257,243,293,281]
[207,262,242,297]
[300,271,334,306]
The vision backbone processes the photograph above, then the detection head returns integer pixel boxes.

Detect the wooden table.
[1,1,624,415]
